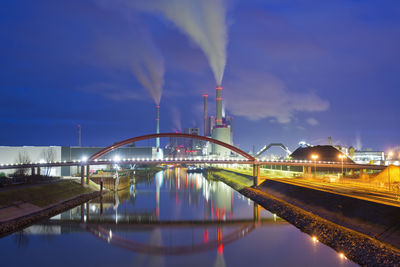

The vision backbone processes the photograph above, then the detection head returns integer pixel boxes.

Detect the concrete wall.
[258,179,400,249]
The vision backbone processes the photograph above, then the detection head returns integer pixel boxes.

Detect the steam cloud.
[169,106,182,132]
[224,71,329,123]
[355,133,362,151]
[93,2,164,105]
[131,0,228,85]
[131,24,164,105]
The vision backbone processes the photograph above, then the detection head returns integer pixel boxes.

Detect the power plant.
[203,94,209,136]
[156,105,160,150]
[207,85,233,157]
[164,84,234,158]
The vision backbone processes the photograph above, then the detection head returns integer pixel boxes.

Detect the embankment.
[209,170,400,266]
[257,179,400,248]
[0,181,100,237]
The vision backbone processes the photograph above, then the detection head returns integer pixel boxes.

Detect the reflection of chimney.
[216,85,223,126]
[203,94,208,136]
[78,124,81,147]
[156,105,160,149]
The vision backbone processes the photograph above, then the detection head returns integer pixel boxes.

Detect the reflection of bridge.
[0,133,386,186]
[36,204,284,256]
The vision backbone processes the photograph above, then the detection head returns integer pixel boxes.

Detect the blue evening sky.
[1,0,399,153]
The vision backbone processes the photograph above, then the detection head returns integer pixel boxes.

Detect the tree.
[41,148,56,176]
[15,151,31,176]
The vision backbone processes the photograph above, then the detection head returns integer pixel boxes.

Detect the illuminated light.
[216,86,223,90]
[203,94,208,97]
[312,236,318,243]
[39,159,45,164]
[204,230,209,243]
[217,243,224,254]
[216,97,223,100]
[81,156,88,162]
[339,253,346,260]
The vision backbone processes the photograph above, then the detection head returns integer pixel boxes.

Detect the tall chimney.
[216,85,223,126]
[156,105,160,149]
[78,124,81,147]
[203,94,208,136]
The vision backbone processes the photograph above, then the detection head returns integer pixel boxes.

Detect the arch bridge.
[254,143,291,158]
[0,133,387,186]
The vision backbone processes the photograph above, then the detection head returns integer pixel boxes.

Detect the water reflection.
[2,168,356,267]
[26,169,282,256]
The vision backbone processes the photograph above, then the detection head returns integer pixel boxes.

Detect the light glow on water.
[0,168,357,267]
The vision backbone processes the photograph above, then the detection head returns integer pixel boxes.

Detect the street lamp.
[311,154,319,177]
[338,154,345,177]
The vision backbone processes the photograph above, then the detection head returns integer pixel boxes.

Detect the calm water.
[0,168,357,266]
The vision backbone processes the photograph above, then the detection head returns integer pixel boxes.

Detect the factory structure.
[204,86,233,156]
[166,85,234,158]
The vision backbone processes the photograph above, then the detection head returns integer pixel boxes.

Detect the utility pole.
[78,124,81,147]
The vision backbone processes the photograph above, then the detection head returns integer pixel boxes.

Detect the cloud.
[224,70,329,123]
[306,117,319,126]
[80,82,146,101]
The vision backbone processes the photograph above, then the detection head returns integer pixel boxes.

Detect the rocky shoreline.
[240,187,400,266]
[209,170,400,266]
[0,191,100,237]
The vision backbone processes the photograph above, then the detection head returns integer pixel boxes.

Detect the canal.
[0,168,356,266]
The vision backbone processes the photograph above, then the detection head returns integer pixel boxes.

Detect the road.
[264,177,400,207]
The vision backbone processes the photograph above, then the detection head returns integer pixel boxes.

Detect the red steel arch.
[89,133,255,161]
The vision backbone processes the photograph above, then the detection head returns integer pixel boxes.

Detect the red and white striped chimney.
[216,86,223,126]
[203,94,208,136]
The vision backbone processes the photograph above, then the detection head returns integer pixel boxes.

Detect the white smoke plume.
[131,22,164,105]
[94,1,164,104]
[170,106,182,132]
[131,0,228,85]
[355,132,362,151]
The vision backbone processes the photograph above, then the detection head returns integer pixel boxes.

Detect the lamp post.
[338,154,345,177]
[387,151,393,191]
[311,154,319,178]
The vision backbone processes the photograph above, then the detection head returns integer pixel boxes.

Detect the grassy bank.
[205,169,252,191]
[0,181,93,208]
[134,165,164,177]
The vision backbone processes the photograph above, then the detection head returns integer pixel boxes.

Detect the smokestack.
[203,94,208,136]
[156,105,160,149]
[78,124,81,147]
[216,85,223,126]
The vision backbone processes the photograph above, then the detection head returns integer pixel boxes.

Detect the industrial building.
[166,127,202,157]
[203,86,233,157]
[352,150,385,165]
[166,85,234,158]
